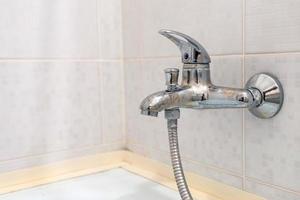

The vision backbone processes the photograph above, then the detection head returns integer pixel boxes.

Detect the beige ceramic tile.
[183,158,243,189]
[245,0,300,53]
[99,61,125,143]
[98,0,122,59]
[245,54,300,192]
[0,0,98,58]
[122,0,144,59]
[0,62,102,161]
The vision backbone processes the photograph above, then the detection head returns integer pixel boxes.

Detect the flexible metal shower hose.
[167,119,194,200]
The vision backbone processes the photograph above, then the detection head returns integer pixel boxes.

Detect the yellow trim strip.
[0,150,265,200]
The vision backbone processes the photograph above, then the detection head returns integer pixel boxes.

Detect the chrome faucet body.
[140,63,262,116]
[140,30,283,119]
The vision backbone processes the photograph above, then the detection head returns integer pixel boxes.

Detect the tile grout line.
[0,50,300,63]
[0,59,123,62]
[95,0,101,62]
[95,0,105,146]
[96,63,105,146]
[242,51,300,56]
[245,177,300,196]
[122,51,300,61]
[120,0,128,149]
[242,0,246,190]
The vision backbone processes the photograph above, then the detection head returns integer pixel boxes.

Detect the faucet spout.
[140,88,192,117]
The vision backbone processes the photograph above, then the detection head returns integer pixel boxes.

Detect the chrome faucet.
[140,30,284,200]
[140,30,284,119]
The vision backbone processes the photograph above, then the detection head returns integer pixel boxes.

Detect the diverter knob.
[164,68,179,89]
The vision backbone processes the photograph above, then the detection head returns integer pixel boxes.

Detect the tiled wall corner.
[0,0,126,172]
[0,61,125,173]
[99,61,125,144]
[97,0,125,146]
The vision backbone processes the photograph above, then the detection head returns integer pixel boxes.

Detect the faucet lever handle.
[159,29,211,64]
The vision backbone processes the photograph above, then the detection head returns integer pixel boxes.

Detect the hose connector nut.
[165,108,180,119]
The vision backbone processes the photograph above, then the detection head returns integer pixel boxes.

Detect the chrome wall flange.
[246,73,284,119]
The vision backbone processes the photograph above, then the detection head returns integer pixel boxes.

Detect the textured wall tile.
[245,54,300,192]
[98,0,122,59]
[0,62,102,161]
[184,158,243,189]
[0,0,98,58]
[245,180,300,200]
[245,0,300,53]
[122,0,243,58]
[122,0,143,58]
[125,56,244,174]
[99,61,125,143]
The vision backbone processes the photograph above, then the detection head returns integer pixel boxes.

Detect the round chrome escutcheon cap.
[246,73,284,119]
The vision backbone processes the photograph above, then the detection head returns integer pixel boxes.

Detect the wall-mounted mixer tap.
[140,30,283,200]
[140,29,284,119]
[140,30,284,200]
